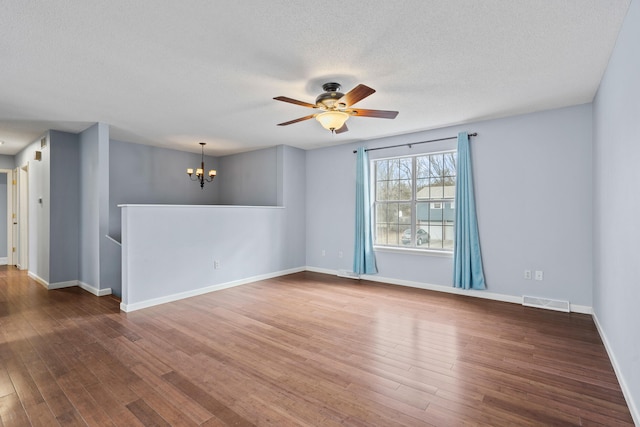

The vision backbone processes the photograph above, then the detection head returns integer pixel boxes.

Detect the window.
[374,150,456,251]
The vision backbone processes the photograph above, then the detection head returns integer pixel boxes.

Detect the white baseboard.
[28,271,48,288]
[27,273,112,297]
[592,312,639,426]
[120,266,305,312]
[304,267,593,314]
[305,266,337,276]
[78,281,112,297]
[48,280,78,290]
[0,257,7,266]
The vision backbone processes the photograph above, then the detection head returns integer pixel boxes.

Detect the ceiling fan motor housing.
[316,82,345,109]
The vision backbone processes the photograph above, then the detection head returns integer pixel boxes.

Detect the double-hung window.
[373,150,457,251]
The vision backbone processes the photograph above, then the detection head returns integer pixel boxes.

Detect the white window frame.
[372,149,456,254]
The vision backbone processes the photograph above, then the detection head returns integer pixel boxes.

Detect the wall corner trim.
[78,281,112,297]
[592,312,640,426]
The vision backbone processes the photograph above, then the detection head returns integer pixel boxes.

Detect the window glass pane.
[430,203,443,220]
[416,178,429,200]
[399,203,411,224]
[390,159,400,179]
[429,177,444,199]
[444,152,456,178]
[376,203,389,223]
[398,179,412,200]
[443,224,454,249]
[428,221,444,249]
[388,223,400,246]
[373,150,456,252]
[387,203,399,223]
[417,156,429,178]
[376,180,388,201]
[417,202,429,225]
[376,160,389,181]
[376,224,388,245]
[388,181,399,200]
[443,202,455,223]
[399,157,412,180]
[430,154,445,178]
[443,176,456,199]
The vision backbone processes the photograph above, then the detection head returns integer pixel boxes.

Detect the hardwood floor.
[0,266,633,426]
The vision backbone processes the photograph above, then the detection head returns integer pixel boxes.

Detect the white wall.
[306,104,593,308]
[15,133,50,283]
[121,205,295,310]
[279,145,306,267]
[592,0,640,422]
[79,123,110,292]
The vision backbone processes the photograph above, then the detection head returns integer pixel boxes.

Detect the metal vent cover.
[523,295,570,312]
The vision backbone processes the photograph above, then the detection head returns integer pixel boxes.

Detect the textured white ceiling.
[0,1,631,156]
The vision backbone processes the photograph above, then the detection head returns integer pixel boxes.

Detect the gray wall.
[109,140,220,241]
[0,155,14,169]
[593,0,639,421]
[306,104,594,307]
[0,174,6,258]
[217,147,278,206]
[49,130,80,284]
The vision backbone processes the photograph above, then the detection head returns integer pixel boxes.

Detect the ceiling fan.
[274,82,398,134]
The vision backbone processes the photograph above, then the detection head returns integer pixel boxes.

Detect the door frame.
[16,164,28,270]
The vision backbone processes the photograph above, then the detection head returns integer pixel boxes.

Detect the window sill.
[374,246,453,258]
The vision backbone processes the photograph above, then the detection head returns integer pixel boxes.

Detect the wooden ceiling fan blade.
[335,123,349,134]
[351,109,399,119]
[339,84,375,107]
[277,114,316,126]
[273,96,316,108]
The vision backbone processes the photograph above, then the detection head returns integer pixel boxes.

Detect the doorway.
[0,169,11,265]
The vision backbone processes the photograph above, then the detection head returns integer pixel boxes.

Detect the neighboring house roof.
[416,184,455,200]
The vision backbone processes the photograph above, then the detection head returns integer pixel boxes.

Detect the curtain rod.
[352,132,477,154]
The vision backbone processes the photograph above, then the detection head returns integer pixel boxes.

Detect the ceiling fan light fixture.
[316,111,349,132]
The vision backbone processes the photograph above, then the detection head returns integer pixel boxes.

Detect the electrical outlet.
[214,260,220,269]
[338,251,343,258]
[321,249,326,256]
[524,270,532,280]
[535,270,543,281]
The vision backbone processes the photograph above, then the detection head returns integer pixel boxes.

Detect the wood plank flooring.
[0,266,634,426]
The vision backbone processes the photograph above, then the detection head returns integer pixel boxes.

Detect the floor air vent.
[522,295,570,312]
[337,270,360,280]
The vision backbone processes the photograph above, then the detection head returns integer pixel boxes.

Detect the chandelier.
[187,142,216,188]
